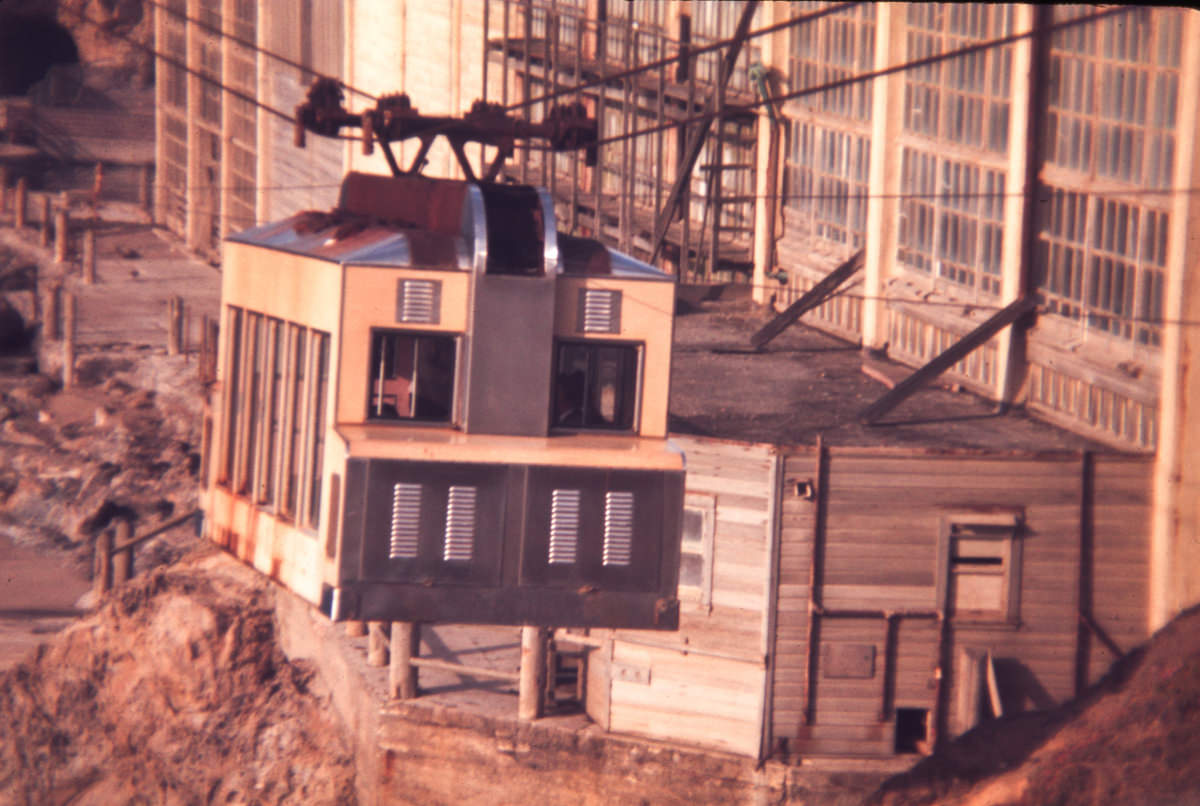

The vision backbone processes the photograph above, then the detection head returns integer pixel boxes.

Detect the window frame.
[935,511,1023,626]
[549,339,643,434]
[679,492,716,612]
[365,328,459,425]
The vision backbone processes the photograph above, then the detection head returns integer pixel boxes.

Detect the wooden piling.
[44,281,61,340]
[345,621,367,638]
[166,296,181,355]
[139,164,152,211]
[389,622,420,699]
[367,621,389,667]
[113,520,133,584]
[518,625,548,721]
[62,292,76,388]
[82,226,96,284]
[0,165,8,212]
[92,162,104,199]
[54,195,69,263]
[95,529,113,596]
[40,196,52,246]
[14,177,27,228]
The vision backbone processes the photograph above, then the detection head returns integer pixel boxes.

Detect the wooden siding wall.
[598,437,775,757]
[771,447,1153,757]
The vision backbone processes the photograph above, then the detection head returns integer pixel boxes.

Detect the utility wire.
[589,5,1135,149]
[145,0,378,102]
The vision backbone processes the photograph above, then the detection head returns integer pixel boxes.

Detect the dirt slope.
[0,549,357,805]
[869,606,1200,806]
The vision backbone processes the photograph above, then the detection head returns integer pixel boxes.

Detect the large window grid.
[690,2,762,94]
[1035,8,1180,347]
[789,2,876,122]
[786,122,871,249]
[903,4,1014,153]
[897,149,1005,296]
[219,306,331,531]
[225,0,258,230]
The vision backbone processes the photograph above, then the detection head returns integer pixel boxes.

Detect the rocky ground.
[0,550,358,805]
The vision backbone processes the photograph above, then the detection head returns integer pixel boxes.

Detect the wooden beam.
[751,249,864,350]
[860,296,1038,424]
[649,1,759,264]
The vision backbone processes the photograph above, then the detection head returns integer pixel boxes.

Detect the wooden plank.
[859,295,1038,424]
[750,249,865,349]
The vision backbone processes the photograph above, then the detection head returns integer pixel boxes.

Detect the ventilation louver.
[549,489,581,564]
[443,485,477,561]
[603,491,634,566]
[390,483,422,559]
[579,288,621,334]
[397,279,441,324]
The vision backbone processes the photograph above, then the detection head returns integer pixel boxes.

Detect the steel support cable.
[145,0,378,102]
[586,4,1135,150]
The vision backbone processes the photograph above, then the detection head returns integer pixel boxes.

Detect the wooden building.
[569,308,1152,759]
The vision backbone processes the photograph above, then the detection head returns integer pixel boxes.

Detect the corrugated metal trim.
[579,288,622,333]
[397,278,441,324]
[443,485,477,561]
[603,491,635,566]
[549,489,581,564]
[390,483,422,559]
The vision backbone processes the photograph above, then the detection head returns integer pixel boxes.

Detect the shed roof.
[669,298,1112,453]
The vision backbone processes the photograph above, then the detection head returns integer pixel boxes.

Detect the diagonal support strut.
[859,295,1039,424]
[750,248,864,350]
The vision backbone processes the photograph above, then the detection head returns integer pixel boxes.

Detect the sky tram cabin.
[203,168,685,630]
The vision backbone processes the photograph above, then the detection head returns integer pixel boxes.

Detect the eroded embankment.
[0,550,357,805]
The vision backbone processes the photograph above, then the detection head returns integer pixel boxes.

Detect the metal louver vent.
[549,489,581,564]
[443,486,477,561]
[580,288,621,333]
[603,491,635,566]
[390,483,422,559]
[397,279,441,324]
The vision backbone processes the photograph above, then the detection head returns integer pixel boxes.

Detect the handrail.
[111,508,202,553]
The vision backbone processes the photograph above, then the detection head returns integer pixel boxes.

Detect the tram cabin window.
[368,331,456,421]
[552,342,639,430]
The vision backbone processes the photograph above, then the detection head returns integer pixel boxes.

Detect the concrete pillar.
[1151,10,1200,629]
[345,621,367,637]
[860,4,906,352]
[367,621,389,667]
[167,296,182,355]
[996,5,1040,405]
[518,625,547,721]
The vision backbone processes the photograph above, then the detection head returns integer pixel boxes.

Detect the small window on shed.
[368,331,456,422]
[940,513,1022,623]
[552,341,639,431]
[679,493,715,610]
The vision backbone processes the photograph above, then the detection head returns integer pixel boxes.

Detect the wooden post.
[92,162,104,200]
[82,226,96,284]
[367,621,389,667]
[113,520,133,585]
[62,292,76,389]
[44,281,61,340]
[95,529,113,596]
[14,177,27,228]
[345,621,367,637]
[166,296,181,355]
[389,621,420,699]
[0,165,8,212]
[518,625,548,721]
[40,196,52,246]
[139,163,152,212]
[54,196,69,263]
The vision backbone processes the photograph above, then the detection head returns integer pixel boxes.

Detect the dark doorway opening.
[894,707,930,754]
[0,14,80,97]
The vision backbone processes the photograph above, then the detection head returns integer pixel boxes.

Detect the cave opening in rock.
[0,14,81,97]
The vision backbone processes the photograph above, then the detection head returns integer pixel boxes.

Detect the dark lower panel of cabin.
[335,457,684,629]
